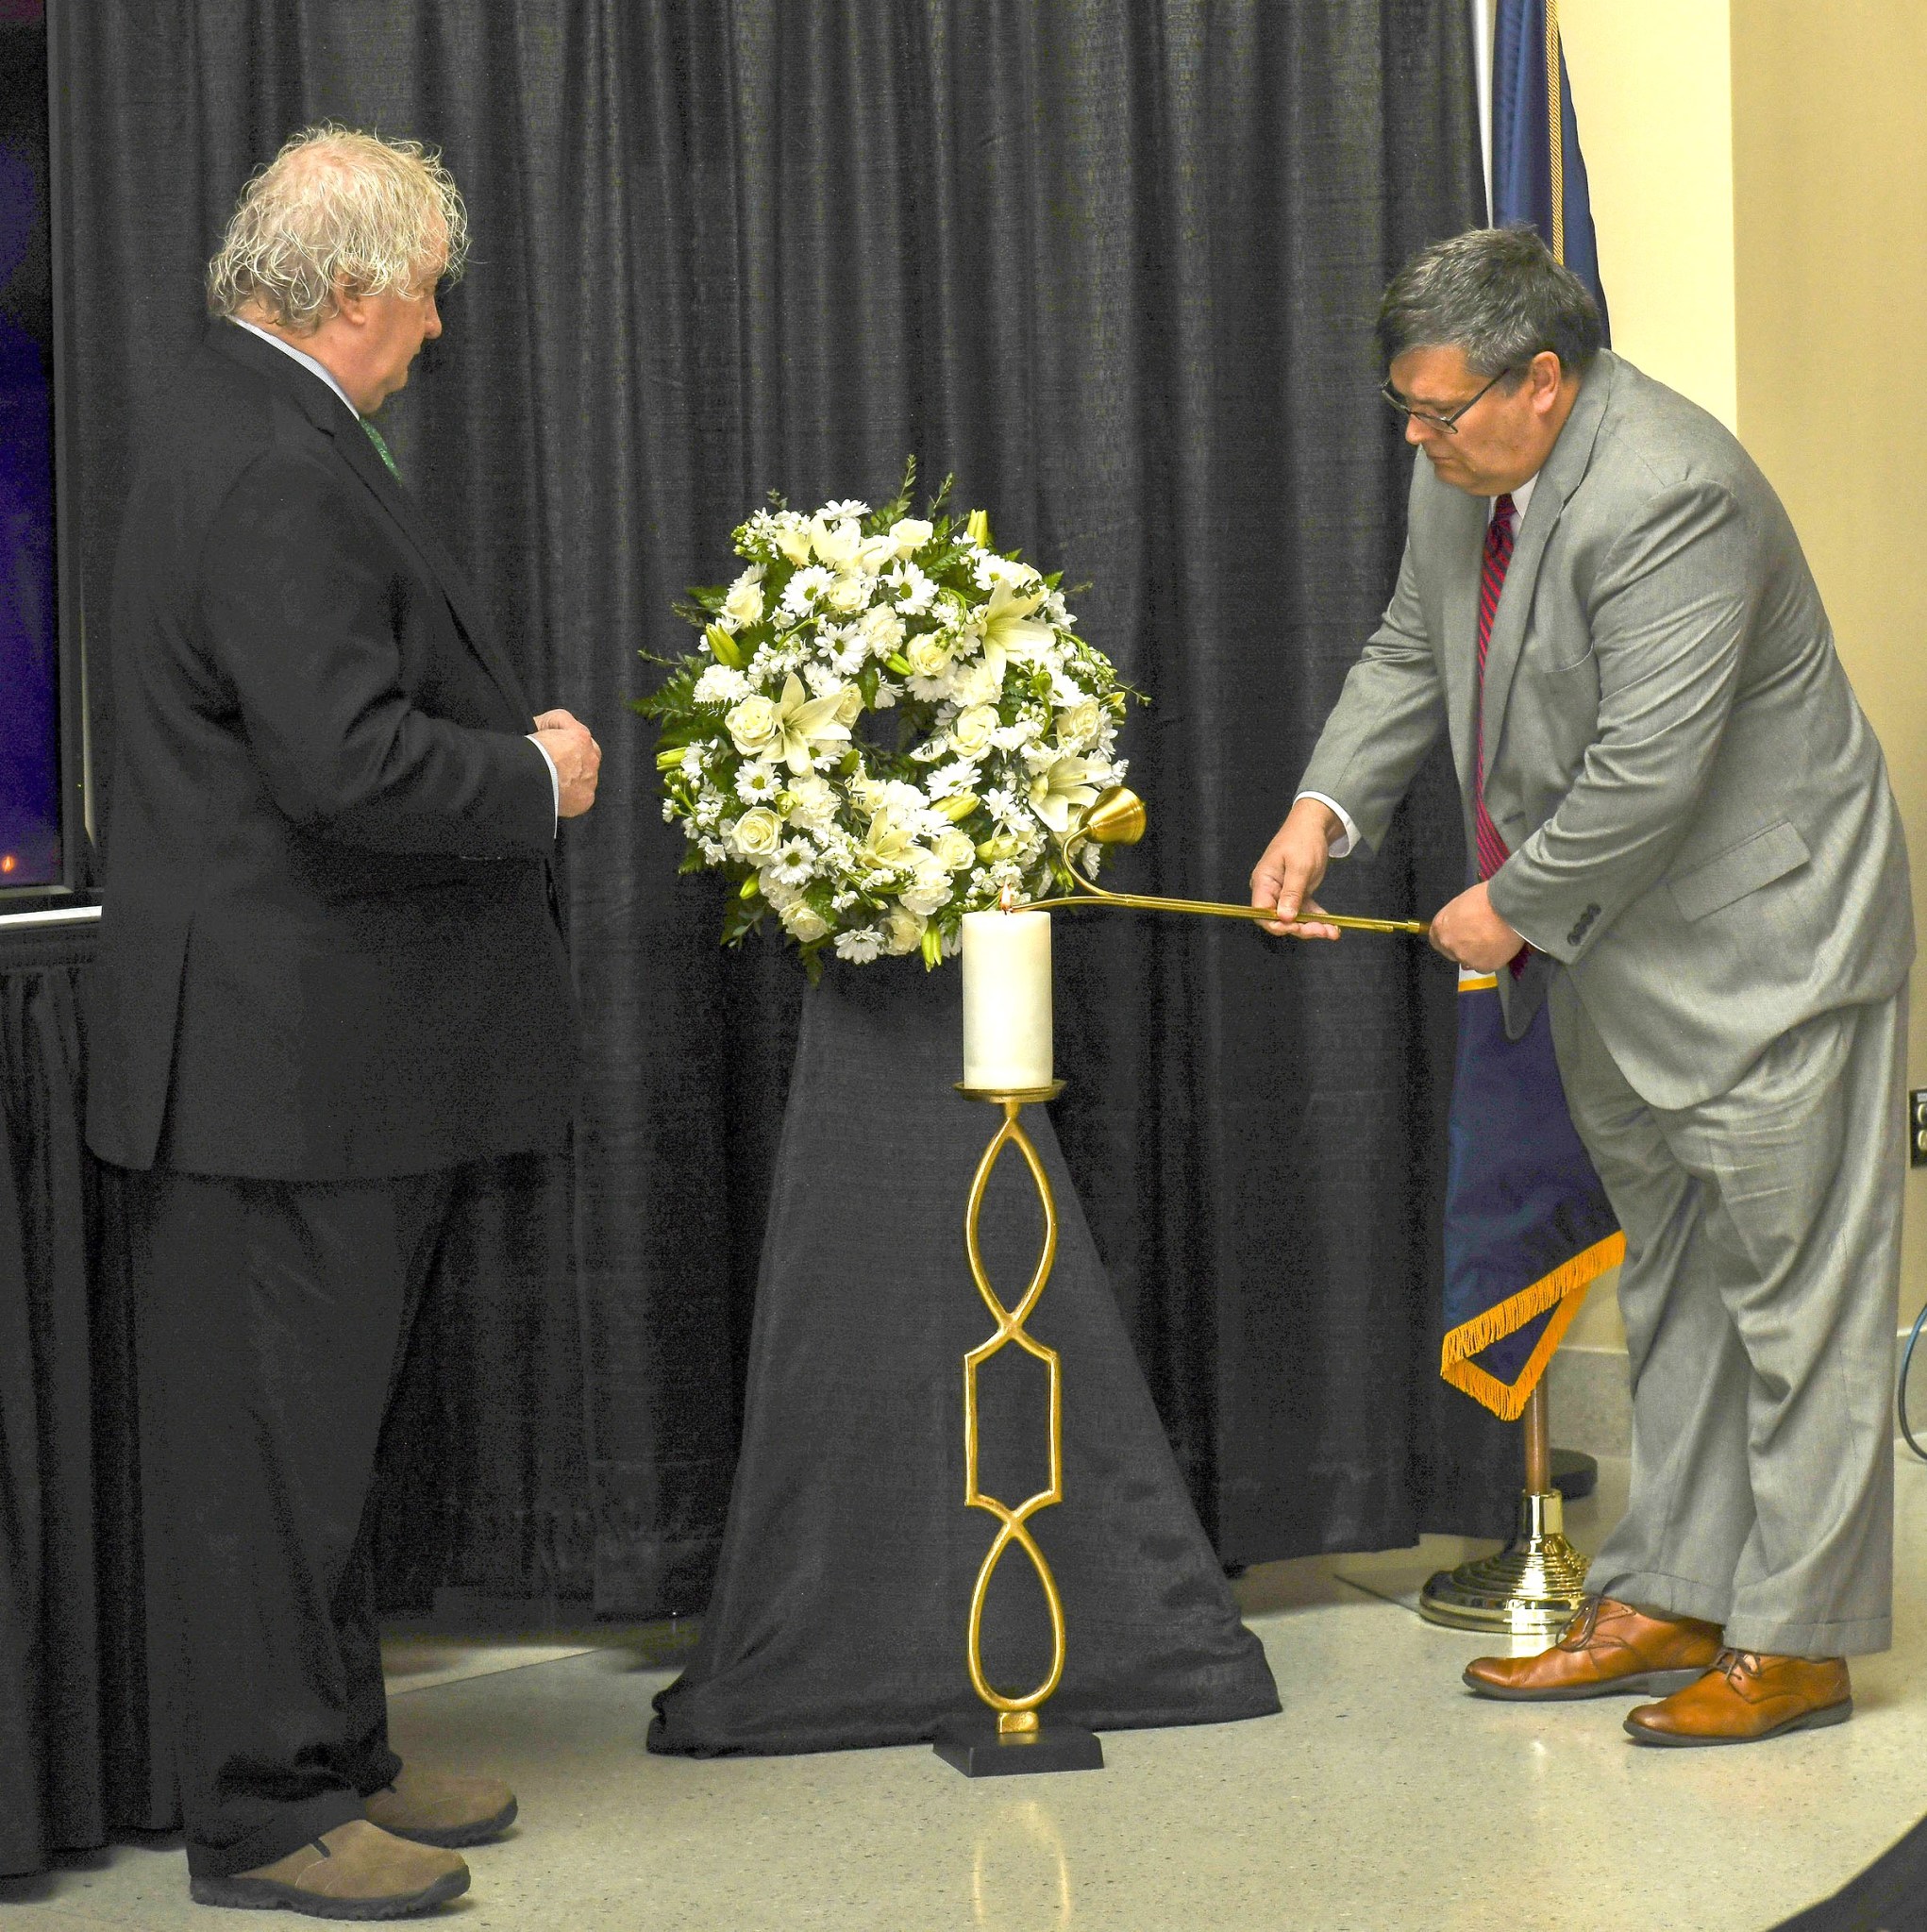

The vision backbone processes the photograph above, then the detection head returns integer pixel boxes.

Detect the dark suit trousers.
[129,1161,468,1878]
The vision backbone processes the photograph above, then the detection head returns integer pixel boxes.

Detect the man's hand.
[533,708,601,818]
[1428,882,1526,971]
[1249,797,1344,941]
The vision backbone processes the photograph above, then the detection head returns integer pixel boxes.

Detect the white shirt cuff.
[1295,791,1359,859]
[528,733,560,834]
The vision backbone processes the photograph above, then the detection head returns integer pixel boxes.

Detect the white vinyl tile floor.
[10,1453,1927,1931]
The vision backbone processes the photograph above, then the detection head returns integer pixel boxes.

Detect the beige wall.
[1731,0,1927,1326]
[1558,0,1736,430]
[1541,1,1927,1354]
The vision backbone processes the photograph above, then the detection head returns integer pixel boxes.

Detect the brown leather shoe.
[189,1819,468,1918]
[1463,1595,1725,1701]
[364,1764,517,1848]
[1624,1648,1852,1746]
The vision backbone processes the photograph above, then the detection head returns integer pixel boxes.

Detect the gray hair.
[1376,227,1602,378]
[207,124,469,333]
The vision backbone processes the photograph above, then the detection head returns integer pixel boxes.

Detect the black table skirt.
[0,920,176,1877]
[649,962,1280,1755]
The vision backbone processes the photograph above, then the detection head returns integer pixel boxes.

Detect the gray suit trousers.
[1549,976,1907,1656]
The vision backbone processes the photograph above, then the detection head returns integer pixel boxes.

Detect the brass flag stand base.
[935,1083,1102,1779]
[1419,1383,1590,1636]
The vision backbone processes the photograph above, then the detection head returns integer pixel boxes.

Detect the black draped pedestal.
[649,962,1279,1756]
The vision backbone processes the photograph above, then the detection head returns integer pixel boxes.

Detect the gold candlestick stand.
[933,1081,1104,1777]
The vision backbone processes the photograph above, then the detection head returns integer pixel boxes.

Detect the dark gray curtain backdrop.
[56,0,1511,1632]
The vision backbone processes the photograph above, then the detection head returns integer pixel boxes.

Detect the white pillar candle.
[962,909,1053,1091]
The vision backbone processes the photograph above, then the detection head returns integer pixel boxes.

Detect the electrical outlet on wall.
[1912,1090,1927,1168]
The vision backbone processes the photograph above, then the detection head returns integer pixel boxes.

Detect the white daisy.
[735,761,783,804]
[770,839,814,887]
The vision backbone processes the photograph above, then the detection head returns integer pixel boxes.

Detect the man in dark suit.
[88,126,601,1916]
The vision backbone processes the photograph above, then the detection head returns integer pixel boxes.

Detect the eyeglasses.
[1380,366,1516,434]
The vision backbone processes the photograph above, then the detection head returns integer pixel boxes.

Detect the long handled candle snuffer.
[1011,787,1432,937]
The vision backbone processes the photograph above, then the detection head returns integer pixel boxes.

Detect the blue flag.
[1492,0,1610,337]
[1439,0,1621,1419]
[1441,979,1622,1417]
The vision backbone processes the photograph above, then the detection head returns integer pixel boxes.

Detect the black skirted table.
[0,914,176,1879]
[649,962,1280,1756]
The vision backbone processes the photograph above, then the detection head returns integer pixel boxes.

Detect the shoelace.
[1556,1595,1602,1650]
[1714,1647,1766,1682]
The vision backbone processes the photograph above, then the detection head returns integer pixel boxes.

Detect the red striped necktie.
[1472,492,1516,882]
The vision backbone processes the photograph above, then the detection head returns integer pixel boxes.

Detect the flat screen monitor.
[0,4,66,899]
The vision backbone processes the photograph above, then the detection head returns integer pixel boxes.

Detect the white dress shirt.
[227,318,559,831]
[1298,472,1539,858]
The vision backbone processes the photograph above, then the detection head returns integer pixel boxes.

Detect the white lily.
[1028,754,1104,834]
[980,579,1056,663]
[771,673,852,774]
[860,808,925,873]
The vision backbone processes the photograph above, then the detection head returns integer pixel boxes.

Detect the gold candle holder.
[932,1081,1103,1778]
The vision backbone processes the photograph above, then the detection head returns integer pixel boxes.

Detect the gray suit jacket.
[1299,350,1912,1110]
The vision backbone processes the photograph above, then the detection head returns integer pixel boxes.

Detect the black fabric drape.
[56,0,1511,1647]
[649,965,1280,1755]
[0,927,171,1877]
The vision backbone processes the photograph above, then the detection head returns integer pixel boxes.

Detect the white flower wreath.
[636,466,1137,970]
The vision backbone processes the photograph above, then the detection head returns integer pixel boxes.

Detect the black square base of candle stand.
[931,1717,1105,1778]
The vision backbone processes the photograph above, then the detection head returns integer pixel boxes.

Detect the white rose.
[732,807,782,859]
[907,634,952,679]
[933,828,977,872]
[950,705,998,757]
[810,515,861,569]
[826,572,869,614]
[835,685,864,726]
[726,694,780,756]
[881,907,927,955]
[1055,698,1103,752]
[779,900,830,942]
[856,534,899,573]
[888,517,934,557]
[722,568,765,628]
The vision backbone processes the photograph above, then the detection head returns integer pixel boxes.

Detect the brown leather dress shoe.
[189,1819,468,1918]
[1624,1648,1852,1746]
[1463,1595,1725,1701]
[364,1764,518,1848]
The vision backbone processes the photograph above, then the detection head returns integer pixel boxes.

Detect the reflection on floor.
[10,1453,1927,1930]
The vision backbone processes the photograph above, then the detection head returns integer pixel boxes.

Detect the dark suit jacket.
[87,321,577,1180]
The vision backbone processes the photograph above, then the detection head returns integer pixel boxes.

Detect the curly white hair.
[206,123,468,333]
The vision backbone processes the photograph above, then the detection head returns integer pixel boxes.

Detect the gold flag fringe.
[1439,1230,1626,1421]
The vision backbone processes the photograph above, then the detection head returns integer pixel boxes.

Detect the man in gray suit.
[1252,227,1912,1746]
